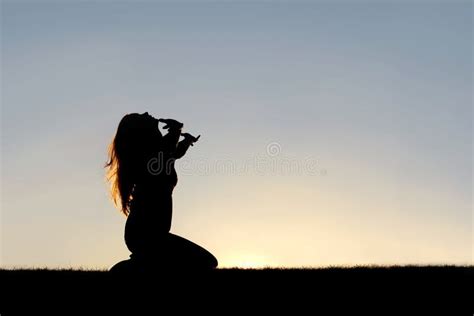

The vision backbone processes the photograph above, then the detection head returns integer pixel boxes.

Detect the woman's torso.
[124,159,178,254]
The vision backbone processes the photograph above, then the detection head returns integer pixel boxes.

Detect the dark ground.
[1,266,472,314]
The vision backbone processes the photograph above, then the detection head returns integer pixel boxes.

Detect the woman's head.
[105,112,159,215]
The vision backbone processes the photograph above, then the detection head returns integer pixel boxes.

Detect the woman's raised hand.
[158,118,184,130]
[181,133,201,146]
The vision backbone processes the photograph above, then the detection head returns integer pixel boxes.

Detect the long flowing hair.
[105,113,152,216]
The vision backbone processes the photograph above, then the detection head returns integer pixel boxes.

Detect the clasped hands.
[159,118,200,146]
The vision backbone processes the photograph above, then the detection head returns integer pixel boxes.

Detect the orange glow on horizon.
[220,254,276,269]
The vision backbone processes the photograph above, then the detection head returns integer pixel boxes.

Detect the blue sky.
[1,1,472,268]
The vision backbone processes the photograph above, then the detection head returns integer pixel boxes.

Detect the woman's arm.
[174,133,200,159]
[159,118,183,152]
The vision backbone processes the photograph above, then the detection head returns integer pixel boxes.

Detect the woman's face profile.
[131,112,158,132]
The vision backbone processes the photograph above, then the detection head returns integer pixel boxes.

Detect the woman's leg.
[165,233,218,269]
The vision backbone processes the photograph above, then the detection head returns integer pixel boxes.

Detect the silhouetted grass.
[1,265,472,314]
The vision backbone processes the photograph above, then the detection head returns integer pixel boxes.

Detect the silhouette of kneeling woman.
[107,112,218,272]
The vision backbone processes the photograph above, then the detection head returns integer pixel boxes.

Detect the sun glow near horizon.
[219,254,277,269]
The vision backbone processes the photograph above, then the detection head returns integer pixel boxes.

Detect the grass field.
[1,265,472,313]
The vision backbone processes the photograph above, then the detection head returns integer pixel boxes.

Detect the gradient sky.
[1,1,472,268]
